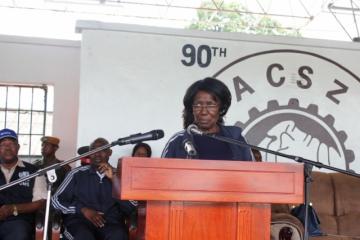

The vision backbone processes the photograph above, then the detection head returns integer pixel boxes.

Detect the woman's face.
[133,146,149,158]
[192,90,221,133]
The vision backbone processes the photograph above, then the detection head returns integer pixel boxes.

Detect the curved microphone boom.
[115,129,164,146]
[187,124,204,136]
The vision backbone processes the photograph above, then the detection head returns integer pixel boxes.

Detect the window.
[0,84,54,162]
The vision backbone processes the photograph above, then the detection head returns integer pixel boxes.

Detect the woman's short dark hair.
[132,142,152,157]
[182,77,232,128]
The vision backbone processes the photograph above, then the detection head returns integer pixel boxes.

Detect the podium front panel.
[145,201,271,240]
[118,158,304,240]
[120,157,304,204]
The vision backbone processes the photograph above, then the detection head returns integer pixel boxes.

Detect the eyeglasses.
[192,103,219,112]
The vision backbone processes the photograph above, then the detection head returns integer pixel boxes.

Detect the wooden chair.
[35,210,61,240]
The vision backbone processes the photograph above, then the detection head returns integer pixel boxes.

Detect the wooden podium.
[117,157,303,240]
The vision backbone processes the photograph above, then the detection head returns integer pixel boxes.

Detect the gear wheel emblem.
[235,98,354,170]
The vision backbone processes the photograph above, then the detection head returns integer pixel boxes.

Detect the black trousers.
[63,218,128,240]
[0,219,33,240]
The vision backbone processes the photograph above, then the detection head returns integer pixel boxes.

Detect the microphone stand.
[198,132,360,240]
[186,152,197,159]
[0,138,123,240]
[43,169,57,240]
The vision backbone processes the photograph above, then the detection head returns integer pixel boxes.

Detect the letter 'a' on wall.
[76,20,360,172]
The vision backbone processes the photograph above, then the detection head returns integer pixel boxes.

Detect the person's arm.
[161,132,184,158]
[230,126,254,161]
[0,174,47,220]
[81,207,106,228]
[52,167,86,214]
[238,131,254,161]
[0,200,45,220]
[16,199,46,213]
[97,162,115,181]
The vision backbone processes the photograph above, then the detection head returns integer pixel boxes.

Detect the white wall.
[2,22,360,174]
[76,21,360,172]
[0,34,80,160]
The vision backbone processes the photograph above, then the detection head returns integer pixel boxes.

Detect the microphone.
[187,124,204,136]
[116,129,164,146]
[184,124,199,159]
[183,139,197,158]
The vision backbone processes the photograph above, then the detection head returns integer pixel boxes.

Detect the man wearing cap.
[0,128,47,240]
[34,136,70,193]
[34,136,71,239]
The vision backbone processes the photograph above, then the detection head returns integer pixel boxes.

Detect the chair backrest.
[310,171,335,216]
[332,172,360,236]
[310,171,339,235]
[332,172,360,216]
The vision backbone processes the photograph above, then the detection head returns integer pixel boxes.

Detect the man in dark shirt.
[33,136,71,239]
[0,128,46,240]
[34,136,70,193]
[52,137,136,240]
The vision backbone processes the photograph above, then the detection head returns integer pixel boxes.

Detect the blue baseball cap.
[0,128,18,141]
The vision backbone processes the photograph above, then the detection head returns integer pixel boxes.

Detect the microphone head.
[187,124,203,135]
[115,129,165,146]
[150,129,164,140]
[186,124,197,135]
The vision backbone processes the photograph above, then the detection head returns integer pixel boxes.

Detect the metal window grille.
[0,84,53,162]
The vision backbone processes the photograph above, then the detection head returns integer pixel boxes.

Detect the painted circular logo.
[213,49,359,171]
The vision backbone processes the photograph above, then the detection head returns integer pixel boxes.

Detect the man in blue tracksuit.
[52,137,136,240]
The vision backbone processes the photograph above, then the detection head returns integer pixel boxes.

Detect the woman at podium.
[162,77,253,161]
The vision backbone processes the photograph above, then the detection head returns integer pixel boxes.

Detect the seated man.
[0,128,46,240]
[34,136,70,193]
[52,137,136,240]
[33,136,71,240]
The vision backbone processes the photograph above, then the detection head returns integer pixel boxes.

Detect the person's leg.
[0,219,33,240]
[64,220,97,240]
[101,224,129,240]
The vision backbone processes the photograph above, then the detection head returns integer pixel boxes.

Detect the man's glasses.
[192,103,219,112]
